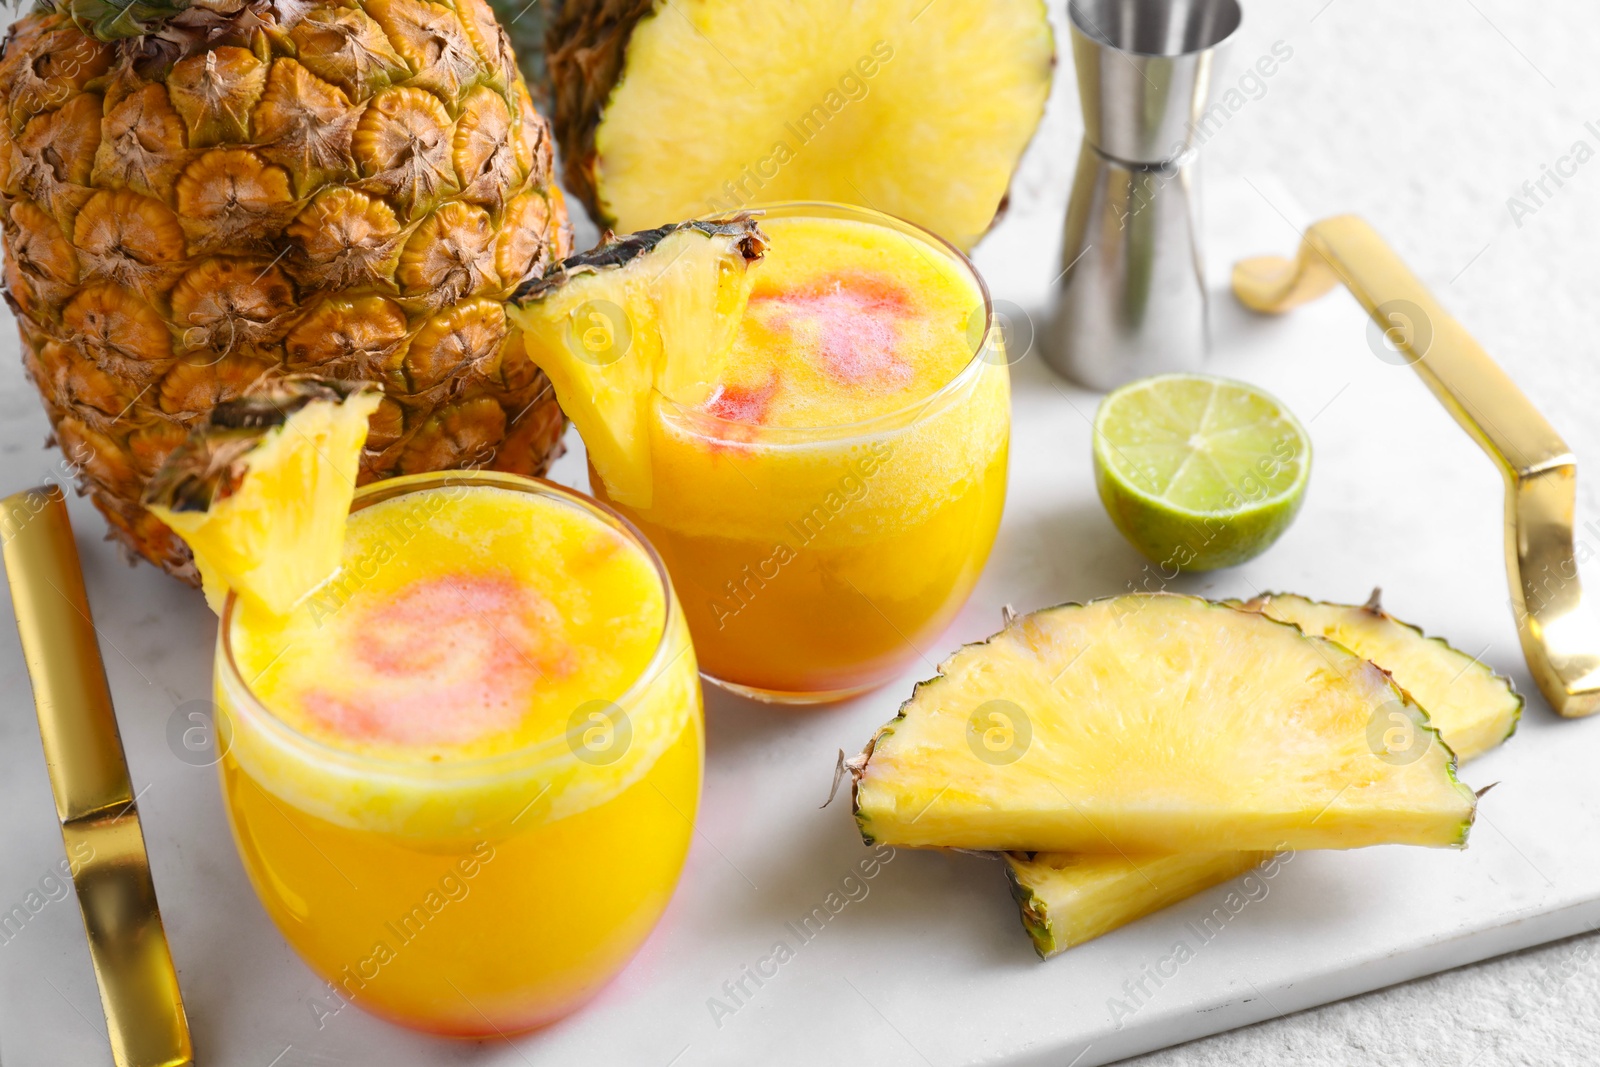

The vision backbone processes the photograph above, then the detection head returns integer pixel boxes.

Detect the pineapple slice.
[1241,590,1522,760]
[850,594,1478,853]
[1006,852,1269,959]
[507,213,767,508]
[144,379,380,616]
[542,0,1054,250]
[1006,591,1520,957]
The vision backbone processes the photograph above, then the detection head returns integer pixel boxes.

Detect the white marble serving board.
[4,166,1600,1067]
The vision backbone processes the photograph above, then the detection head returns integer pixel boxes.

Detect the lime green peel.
[1092,373,1311,572]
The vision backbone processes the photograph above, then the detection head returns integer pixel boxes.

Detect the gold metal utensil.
[1233,215,1600,718]
[1,485,193,1066]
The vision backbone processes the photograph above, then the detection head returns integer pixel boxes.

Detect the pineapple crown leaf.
[511,211,768,303]
[143,377,378,513]
[53,0,194,39]
[52,0,309,41]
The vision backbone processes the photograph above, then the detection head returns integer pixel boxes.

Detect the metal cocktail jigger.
[1045,0,1241,390]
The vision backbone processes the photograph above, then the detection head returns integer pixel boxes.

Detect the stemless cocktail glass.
[214,471,701,1035]
[590,202,1010,703]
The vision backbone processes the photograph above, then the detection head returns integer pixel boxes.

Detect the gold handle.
[1,487,193,1066]
[1233,215,1600,719]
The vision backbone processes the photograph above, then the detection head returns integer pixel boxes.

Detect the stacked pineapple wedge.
[846,590,1519,958]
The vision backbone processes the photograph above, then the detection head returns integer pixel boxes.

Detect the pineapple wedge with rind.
[1006,591,1519,958]
[1240,590,1522,761]
[508,214,767,508]
[850,594,1477,853]
[144,379,380,617]
[1006,851,1269,959]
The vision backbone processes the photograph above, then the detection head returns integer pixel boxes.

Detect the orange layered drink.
[214,472,701,1034]
[515,204,1009,702]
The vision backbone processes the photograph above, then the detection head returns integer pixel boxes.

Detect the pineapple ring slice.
[850,594,1478,854]
[1004,590,1521,958]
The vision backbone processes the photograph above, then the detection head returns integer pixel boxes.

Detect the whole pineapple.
[0,0,573,581]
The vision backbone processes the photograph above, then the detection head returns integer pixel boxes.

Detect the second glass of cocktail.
[518,202,1009,702]
[144,379,705,1035]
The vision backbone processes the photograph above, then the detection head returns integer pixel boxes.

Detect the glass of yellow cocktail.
[588,203,1010,702]
[214,471,701,1035]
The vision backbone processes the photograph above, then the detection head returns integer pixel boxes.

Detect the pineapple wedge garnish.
[849,594,1478,854]
[1005,590,1520,958]
[508,214,767,509]
[144,379,380,616]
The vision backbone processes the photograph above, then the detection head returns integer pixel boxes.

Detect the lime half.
[1092,374,1311,572]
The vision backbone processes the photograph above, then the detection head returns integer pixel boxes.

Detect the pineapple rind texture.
[545,0,1054,250]
[1005,593,1520,958]
[851,594,1477,854]
[0,0,574,580]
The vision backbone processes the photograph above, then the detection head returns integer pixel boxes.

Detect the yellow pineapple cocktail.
[215,472,701,1035]
[589,203,1009,702]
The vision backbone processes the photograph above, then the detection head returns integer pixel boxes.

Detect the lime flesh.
[1092,373,1311,572]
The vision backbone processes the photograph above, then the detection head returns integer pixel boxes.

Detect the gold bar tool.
[1,485,193,1066]
[1233,215,1600,718]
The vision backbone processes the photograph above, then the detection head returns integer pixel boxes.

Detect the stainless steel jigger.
[1045,0,1241,390]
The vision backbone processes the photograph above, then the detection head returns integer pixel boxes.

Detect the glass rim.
[216,470,681,780]
[660,199,997,446]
